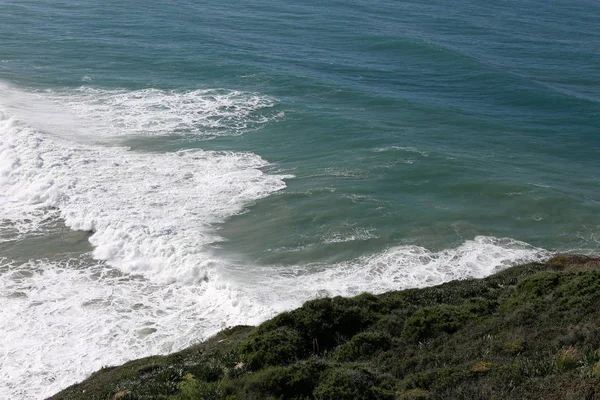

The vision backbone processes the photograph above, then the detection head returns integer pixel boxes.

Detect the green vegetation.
[50,255,600,400]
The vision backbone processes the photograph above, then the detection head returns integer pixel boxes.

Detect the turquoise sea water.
[1,0,599,398]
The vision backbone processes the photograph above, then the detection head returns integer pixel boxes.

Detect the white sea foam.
[48,86,281,138]
[236,236,551,304]
[0,82,290,398]
[322,226,377,244]
[0,258,274,400]
[372,145,429,157]
[0,84,290,283]
[0,237,548,399]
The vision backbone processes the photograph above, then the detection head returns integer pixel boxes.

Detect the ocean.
[1,0,599,398]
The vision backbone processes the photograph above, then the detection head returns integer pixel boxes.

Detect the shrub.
[295,297,376,350]
[313,367,394,400]
[498,355,555,382]
[516,272,561,298]
[172,374,219,400]
[241,326,303,370]
[185,357,228,382]
[504,338,525,355]
[555,347,582,372]
[554,271,600,310]
[243,296,375,369]
[593,362,600,378]
[470,361,498,374]
[396,389,433,400]
[401,367,469,392]
[234,359,331,399]
[334,332,392,361]
[403,305,474,342]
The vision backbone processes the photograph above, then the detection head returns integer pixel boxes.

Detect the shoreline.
[50,254,600,400]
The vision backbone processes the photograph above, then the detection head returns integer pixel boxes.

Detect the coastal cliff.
[50,255,600,400]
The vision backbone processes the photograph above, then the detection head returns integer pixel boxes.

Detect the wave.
[0,83,291,283]
[237,236,550,301]
[0,236,548,399]
[0,237,549,399]
[372,145,429,157]
[0,257,263,399]
[0,83,281,139]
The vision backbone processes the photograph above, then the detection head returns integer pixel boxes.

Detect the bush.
[243,296,376,369]
[172,374,219,400]
[555,271,600,307]
[504,338,525,355]
[470,361,498,374]
[516,272,561,298]
[334,332,392,361]
[403,305,474,342]
[313,367,394,400]
[396,389,433,400]
[401,367,470,393]
[241,327,303,370]
[232,359,331,399]
[555,347,582,372]
[593,362,600,378]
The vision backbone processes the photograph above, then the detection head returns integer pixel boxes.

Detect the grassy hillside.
[50,255,600,400]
